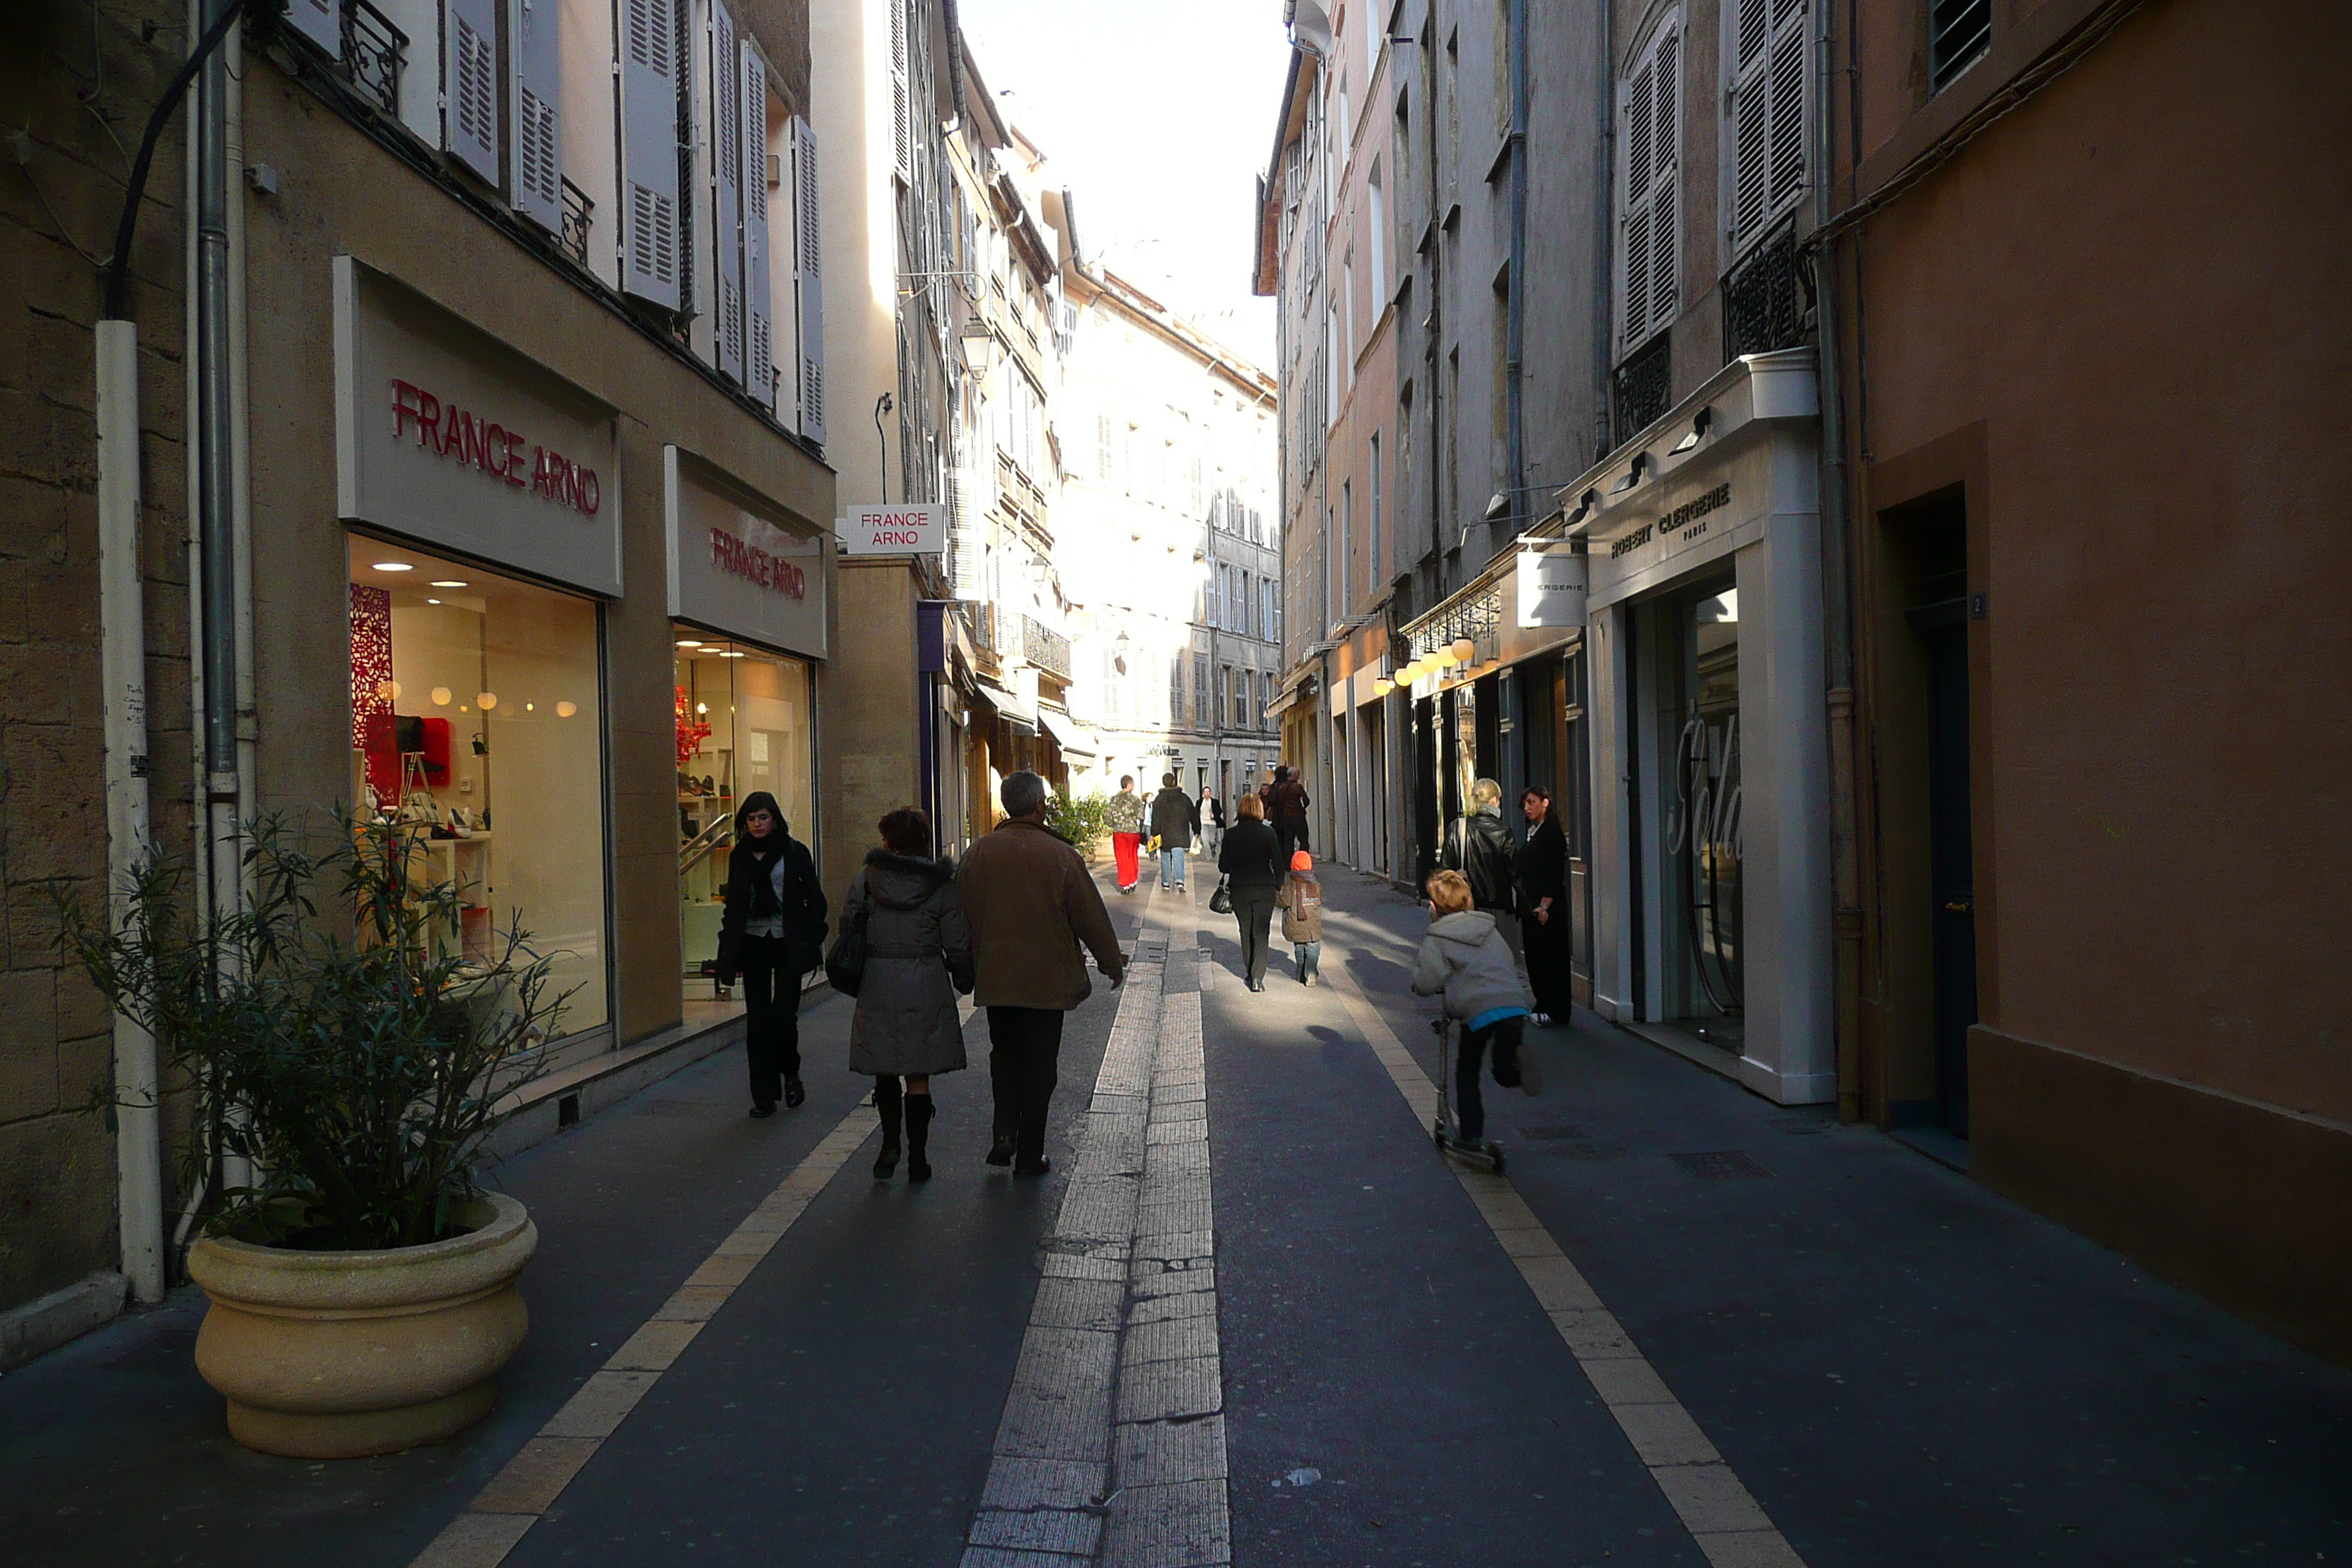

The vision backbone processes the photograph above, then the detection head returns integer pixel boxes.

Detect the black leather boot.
[872,1077,902,1178]
[904,1093,934,1182]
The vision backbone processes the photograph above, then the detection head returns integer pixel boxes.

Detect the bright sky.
[957,0,1292,372]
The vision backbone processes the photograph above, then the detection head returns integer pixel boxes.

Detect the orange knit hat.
[1290,851,1313,872]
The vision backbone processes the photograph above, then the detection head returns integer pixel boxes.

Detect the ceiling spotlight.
[426,598,441,605]
[431,687,453,706]
[556,701,578,718]
[476,692,498,710]
[429,579,468,588]
[1670,407,1714,455]
[676,638,704,649]
[372,561,413,573]
[720,649,747,658]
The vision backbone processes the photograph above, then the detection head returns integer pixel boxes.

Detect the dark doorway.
[1412,695,1439,886]
[1901,495,1976,1136]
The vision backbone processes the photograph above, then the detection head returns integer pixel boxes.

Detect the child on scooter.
[1410,870,1534,1145]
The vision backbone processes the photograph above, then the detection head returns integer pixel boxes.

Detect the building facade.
[1056,264,1280,810]
[3,0,838,1360]
[1824,0,2352,1362]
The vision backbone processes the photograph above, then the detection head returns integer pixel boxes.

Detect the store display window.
[1656,578,1743,1045]
[348,538,609,1036]
[674,634,815,1000]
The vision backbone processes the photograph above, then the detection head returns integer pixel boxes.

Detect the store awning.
[1263,674,1315,720]
[976,678,1037,733]
[1036,706,1098,757]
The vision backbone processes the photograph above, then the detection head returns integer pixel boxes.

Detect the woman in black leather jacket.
[715,791,828,1115]
[1218,794,1285,990]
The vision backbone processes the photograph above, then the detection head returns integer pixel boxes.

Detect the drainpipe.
[1503,0,1529,546]
[95,325,165,1306]
[1814,0,1863,1121]
[190,0,253,1196]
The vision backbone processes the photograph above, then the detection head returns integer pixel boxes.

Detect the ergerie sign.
[391,377,601,515]
[837,505,943,556]
[711,525,807,599]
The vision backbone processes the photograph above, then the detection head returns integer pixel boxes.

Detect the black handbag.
[1209,876,1233,915]
[824,897,870,997]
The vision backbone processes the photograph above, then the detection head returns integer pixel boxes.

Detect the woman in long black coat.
[1218,794,1285,991]
[1515,785,1575,1025]
[715,791,829,1115]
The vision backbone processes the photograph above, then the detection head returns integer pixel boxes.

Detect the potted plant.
[57,813,568,1458]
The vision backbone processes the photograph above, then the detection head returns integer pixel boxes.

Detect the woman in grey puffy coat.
[1411,869,1535,1143]
[843,807,974,1181]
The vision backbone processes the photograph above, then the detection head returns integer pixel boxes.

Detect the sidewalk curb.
[0,1270,129,1375]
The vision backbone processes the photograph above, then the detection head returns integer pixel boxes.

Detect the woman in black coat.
[1515,785,1574,1026]
[715,791,829,1115]
[1218,794,1285,991]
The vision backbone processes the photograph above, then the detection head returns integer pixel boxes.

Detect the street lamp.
[959,317,997,380]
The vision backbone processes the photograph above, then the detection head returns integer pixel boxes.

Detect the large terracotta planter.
[186,1191,535,1459]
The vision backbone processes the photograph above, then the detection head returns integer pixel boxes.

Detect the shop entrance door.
[1654,577,1744,1050]
[1924,618,1975,1135]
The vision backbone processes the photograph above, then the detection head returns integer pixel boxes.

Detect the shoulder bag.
[825,890,871,997]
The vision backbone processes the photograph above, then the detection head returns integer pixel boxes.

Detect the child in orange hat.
[1276,849,1324,985]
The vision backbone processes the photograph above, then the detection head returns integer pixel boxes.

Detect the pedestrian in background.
[1516,785,1573,1028]
[1276,849,1323,985]
[1106,774,1145,894]
[1198,783,1225,858]
[1411,870,1536,1145]
[715,791,828,1117]
[842,807,973,1182]
[1218,792,1284,991]
[1267,765,1311,863]
[957,772,1127,1175]
[1441,777,1521,949]
[1150,772,1199,892]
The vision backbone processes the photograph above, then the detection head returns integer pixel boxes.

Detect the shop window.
[1657,579,1743,1044]
[348,539,608,1037]
[674,636,815,1002]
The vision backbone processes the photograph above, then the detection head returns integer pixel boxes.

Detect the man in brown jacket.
[957,771,1126,1175]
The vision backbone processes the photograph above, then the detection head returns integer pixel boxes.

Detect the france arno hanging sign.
[837,505,943,556]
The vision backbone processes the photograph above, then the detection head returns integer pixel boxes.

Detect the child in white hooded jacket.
[1411,870,1534,1141]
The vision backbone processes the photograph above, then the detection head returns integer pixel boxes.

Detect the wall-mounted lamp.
[1450,637,1476,664]
[1609,453,1649,495]
[1373,676,1395,696]
[959,317,997,378]
[1670,407,1714,455]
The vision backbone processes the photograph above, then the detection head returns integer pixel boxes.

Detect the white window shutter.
[710,4,745,383]
[742,44,775,411]
[509,0,561,232]
[443,0,502,186]
[1648,26,1680,339]
[620,0,683,309]
[791,115,826,444]
[949,466,984,598]
[1765,7,1809,216]
[285,0,341,57]
[888,0,911,184]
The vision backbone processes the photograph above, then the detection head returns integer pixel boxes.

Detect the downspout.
[1817,0,1863,1121]
[1503,0,1528,551]
[1594,0,1616,462]
[95,327,163,1305]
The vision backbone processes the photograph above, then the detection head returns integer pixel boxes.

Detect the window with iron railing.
[1722,222,1810,362]
[1613,331,1672,448]
[560,176,595,267]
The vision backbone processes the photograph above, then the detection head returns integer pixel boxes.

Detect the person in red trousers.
[1105,774,1146,894]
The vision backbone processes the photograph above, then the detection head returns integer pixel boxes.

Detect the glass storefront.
[347,538,609,1036]
[674,635,815,1001]
[1657,578,1743,1046]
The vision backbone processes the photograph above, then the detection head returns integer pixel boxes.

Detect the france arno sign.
[837,505,943,556]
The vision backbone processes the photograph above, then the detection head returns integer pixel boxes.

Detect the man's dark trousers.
[1275,816,1311,862]
[987,1006,1066,1167]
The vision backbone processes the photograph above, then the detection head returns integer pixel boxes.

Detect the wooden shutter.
[888,0,911,184]
[620,0,682,308]
[791,115,826,444]
[742,43,775,410]
[285,0,341,57]
[509,0,561,232]
[1619,19,1680,351]
[1730,0,1807,254]
[712,4,744,383]
[443,0,502,185]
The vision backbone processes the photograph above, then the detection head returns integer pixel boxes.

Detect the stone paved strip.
[406,1098,880,1568]
[965,902,1232,1567]
[1321,962,1808,1568]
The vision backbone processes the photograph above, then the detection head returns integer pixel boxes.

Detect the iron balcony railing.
[560,177,595,267]
[1022,615,1071,680]
[341,0,407,115]
[1723,225,1812,363]
[1613,331,1673,450]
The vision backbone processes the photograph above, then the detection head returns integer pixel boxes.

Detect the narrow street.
[2,865,2344,1568]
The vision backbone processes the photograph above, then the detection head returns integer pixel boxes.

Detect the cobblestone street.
[2,864,2345,1567]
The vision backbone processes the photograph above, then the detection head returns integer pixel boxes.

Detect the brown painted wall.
[0,0,200,1313]
[1836,0,2352,1356]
